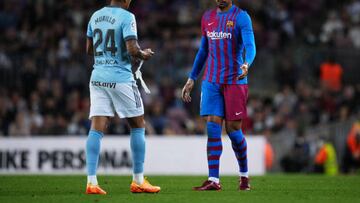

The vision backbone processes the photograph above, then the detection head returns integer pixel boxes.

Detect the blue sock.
[228,130,248,175]
[86,130,103,176]
[207,122,223,179]
[130,128,146,174]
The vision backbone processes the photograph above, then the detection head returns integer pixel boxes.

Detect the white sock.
[133,173,144,185]
[87,175,98,185]
[240,172,249,178]
[208,177,220,184]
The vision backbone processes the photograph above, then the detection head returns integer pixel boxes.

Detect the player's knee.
[225,126,235,134]
[90,116,109,132]
[207,116,223,124]
[225,121,242,134]
[130,121,145,129]
[127,116,145,128]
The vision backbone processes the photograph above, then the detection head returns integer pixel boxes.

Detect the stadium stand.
[0,0,359,137]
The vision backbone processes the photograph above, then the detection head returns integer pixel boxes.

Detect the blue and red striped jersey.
[199,5,256,85]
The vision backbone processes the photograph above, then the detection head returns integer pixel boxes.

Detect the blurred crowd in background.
[0,0,359,137]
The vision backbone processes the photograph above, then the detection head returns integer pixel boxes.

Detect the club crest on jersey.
[226,20,234,28]
[131,21,137,32]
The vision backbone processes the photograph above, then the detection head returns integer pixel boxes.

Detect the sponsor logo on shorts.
[91,81,116,89]
[235,112,243,116]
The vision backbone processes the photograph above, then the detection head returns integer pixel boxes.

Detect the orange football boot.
[86,184,107,195]
[130,178,161,193]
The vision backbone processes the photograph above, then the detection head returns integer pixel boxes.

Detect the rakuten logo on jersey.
[207,31,232,40]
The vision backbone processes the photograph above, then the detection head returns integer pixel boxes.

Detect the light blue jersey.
[87,6,138,83]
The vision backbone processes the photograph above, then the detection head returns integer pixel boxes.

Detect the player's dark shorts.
[200,80,248,121]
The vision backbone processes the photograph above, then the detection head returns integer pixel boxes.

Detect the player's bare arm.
[86,37,93,56]
[182,78,194,103]
[237,63,249,80]
[182,36,209,103]
[125,39,154,60]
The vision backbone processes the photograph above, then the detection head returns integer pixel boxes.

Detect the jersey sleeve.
[189,36,208,80]
[87,21,93,38]
[122,13,138,41]
[236,11,256,66]
[189,13,209,80]
[201,13,207,37]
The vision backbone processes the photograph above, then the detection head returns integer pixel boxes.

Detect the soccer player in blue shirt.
[85,0,160,194]
[182,0,256,191]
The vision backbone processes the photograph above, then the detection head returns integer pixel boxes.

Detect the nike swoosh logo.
[208,22,215,26]
[235,112,243,116]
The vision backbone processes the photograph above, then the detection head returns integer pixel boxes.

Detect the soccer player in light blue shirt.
[85,0,160,194]
[86,3,137,83]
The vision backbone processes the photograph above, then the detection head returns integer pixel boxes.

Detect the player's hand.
[236,63,249,80]
[182,78,194,103]
[141,48,155,60]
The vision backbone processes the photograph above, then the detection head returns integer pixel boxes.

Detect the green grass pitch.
[0,175,359,203]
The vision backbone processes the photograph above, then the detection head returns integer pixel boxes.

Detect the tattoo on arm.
[125,39,144,60]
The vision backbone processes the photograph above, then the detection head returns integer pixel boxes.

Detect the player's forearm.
[128,45,143,59]
[241,23,256,66]
[238,11,256,66]
[126,39,147,60]
[189,37,208,80]
[243,35,256,66]
[189,49,207,80]
[86,47,93,56]
[86,37,94,56]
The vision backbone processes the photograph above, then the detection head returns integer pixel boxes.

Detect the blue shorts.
[200,81,248,120]
[200,81,225,118]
